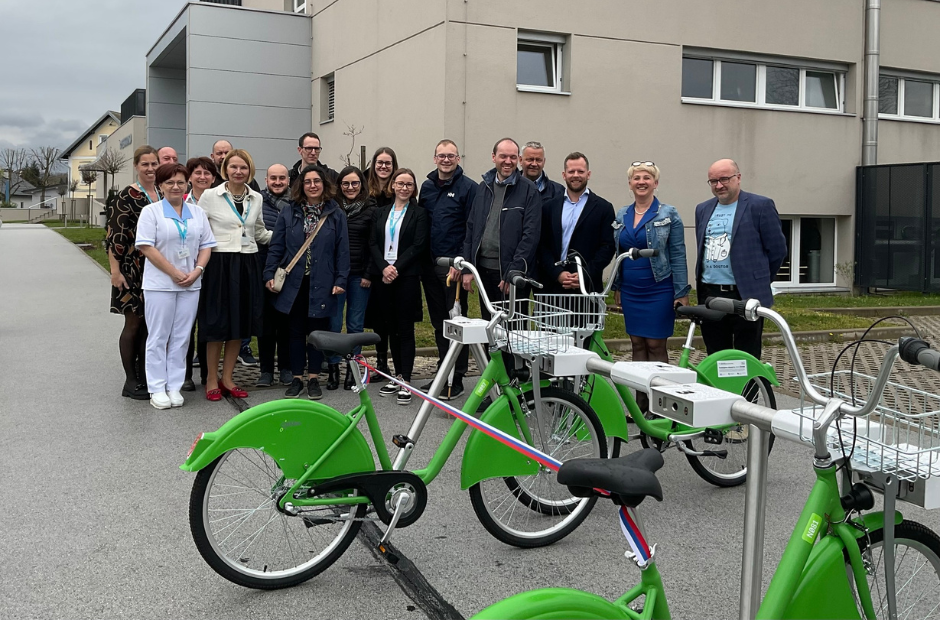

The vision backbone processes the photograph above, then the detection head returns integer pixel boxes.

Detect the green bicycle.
[181,260,610,589]
[474,297,940,619]
[558,249,777,486]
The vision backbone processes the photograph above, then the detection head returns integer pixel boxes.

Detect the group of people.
[107,131,787,412]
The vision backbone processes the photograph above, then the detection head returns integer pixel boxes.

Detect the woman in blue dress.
[612,162,690,412]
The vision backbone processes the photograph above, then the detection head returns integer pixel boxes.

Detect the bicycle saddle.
[675,304,727,323]
[557,449,665,507]
[307,331,381,356]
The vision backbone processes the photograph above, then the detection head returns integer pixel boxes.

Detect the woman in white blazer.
[197,149,272,401]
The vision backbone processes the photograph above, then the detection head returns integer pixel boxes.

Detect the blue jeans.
[328,276,371,364]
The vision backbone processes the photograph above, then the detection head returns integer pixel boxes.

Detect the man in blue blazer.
[694,159,787,358]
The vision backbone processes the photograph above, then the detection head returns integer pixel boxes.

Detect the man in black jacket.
[521,141,565,206]
[453,138,541,320]
[538,152,615,295]
[289,132,338,190]
[418,140,478,398]
[256,164,292,387]
[209,139,261,192]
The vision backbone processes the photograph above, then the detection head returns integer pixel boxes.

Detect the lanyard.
[172,218,188,244]
[223,194,250,226]
[137,183,156,204]
[388,206,408,243]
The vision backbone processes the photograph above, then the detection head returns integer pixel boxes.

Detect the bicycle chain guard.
[306,471,428,528]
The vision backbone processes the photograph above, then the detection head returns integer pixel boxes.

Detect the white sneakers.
[151,390,184,410]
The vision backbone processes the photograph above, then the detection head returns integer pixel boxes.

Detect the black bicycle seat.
[557,449,664,507]
[307,331,381,356]
[676,304,727,324]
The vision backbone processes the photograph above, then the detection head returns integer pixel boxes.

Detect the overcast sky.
[0,0,189,152]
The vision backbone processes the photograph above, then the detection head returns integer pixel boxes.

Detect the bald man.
[157,146,178,164]
[256,163,293,387]
[694,158,786,358]
[209,138,260,192]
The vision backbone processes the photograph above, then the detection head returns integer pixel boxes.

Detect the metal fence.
[856,162,940,293]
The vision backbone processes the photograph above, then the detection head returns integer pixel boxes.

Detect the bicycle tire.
[468,387,606,548]
[189,448,366,589]
[848,520,940,619]
[684,376,776,487]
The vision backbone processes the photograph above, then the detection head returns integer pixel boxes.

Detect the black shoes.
[371,355,390,383]
[279,369,293,385]
[256,372,274,387]
[344,362,355,390]
[379,377,400,397]
[326,364,340,390]
[307,377,323,400]
[444,376,465,400]
[181,379,197,392]
[122,380,150,400]
[284,378,304,398]
[238,346,259,367]
[397,382,412,405]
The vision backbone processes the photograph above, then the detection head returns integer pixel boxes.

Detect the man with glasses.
[417,140,477,399]
[289,132,338,189]
[694,158,787,358]
[455,138,541,320]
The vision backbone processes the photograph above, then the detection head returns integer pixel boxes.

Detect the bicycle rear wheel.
[850,520,940,619]
[684,377,776,487]
[189,448,366,589]
[469,387,606,548]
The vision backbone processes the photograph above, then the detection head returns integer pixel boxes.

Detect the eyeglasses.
[301,146,322,152]
[435,153,458,161]
[393,182,415,189]
[631,161,656,167]
[162,181,188,188]
[303,179,323,186]
[340,181,361,189]
[375,161,394,168]
[707,174,740,187]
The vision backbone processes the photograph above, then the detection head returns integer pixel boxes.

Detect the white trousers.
[144,290,199,394]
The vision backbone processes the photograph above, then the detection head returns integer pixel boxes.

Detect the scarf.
[342,197,367,220]
[302,202,323,235]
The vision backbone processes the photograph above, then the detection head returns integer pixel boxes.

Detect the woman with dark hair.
[197,149,271,401]
[264,165,350,400]
[135,163,216,409]
[326,166,377,390]
[182,156,219,391]
[366,168,428,405]
[107,145,160,400]
[364,146,397,378]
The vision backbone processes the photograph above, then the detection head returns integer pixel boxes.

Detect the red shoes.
[206,388,222,401]
[220,384,249,399]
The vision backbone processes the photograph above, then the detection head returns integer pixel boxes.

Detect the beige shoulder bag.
[272,213,329,293]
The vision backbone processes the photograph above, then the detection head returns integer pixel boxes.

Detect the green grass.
[773,291,940,308]
[48,225,109,270]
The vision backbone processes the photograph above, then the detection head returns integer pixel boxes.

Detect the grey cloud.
[0,111,44,129]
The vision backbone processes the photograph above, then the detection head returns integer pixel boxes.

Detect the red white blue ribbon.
[618,505,652,566]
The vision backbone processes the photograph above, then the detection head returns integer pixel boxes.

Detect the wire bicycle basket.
[492,295,609,357]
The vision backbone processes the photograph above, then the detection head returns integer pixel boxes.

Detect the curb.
[811,306,940,317]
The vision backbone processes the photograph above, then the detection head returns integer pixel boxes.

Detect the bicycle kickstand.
[376,489,414,565]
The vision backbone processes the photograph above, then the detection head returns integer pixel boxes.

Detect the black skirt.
[364,274,423,331]
[198,252,263,342]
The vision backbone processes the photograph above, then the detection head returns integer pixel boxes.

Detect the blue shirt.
[560,188,590,260]
[702,200,737,285]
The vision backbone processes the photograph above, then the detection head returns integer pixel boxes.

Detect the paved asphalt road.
[2,224,938,620]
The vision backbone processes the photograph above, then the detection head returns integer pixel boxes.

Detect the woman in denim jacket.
[612,162,690,411]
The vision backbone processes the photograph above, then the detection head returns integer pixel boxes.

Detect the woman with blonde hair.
[197,149,271,401]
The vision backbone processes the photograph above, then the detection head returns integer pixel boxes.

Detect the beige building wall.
[67,115,120,199]
[94,116,148,201]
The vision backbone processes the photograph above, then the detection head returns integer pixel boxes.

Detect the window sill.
[681,98,853,117]
[516,85,571,96]
[878,114,940,125]
[319,118,334,126]
[773,284,848,294]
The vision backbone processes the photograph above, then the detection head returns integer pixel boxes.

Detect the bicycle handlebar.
[556,249,659,297]
[899,337,940,371]
[438,256,542,322]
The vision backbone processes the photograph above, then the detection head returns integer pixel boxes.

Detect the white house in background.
[1,174,36,209]
[59,111,121,198]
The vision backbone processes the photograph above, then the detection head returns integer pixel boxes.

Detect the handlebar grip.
[437,256,456,268]
[638,248,658,257]
[704,296,747,316]
[529,278,544,290]
[899,337,940,371]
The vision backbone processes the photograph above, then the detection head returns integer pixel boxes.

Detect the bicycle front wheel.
[684,376,777,487]
[189,448,366,589]
[850,520,940,619]
[469,387,606,548]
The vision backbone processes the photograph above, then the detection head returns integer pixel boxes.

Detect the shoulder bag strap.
[283,212,329,274]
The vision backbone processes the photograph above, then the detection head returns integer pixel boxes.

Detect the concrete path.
[1,224,938,620]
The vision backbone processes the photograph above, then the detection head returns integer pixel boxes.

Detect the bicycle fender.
[767,535,862,620]
[694,349,780,394]
[850,509,904,538]
[581,374,630,442]
[460,396,539,490]
[180,400,375,480]
[471,588,631,619]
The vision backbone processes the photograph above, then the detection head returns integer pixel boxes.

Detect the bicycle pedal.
[703,428,724,445]
[701,449,728,459]
[378,543,400,564]
[302,516,332,528]
[392,434,414,449]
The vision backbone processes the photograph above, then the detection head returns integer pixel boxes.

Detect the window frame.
[879,72,940,123]
[319,74,335,125]
[773,216,841,290]
[682,54,846,115]
[516,31,567,95]
[293,0,306,14]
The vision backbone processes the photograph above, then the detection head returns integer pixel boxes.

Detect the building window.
[88,140,93,151]
[517,31,566,93]
[293,0,305,14]
[880,73,940,121]
[682,54,844,113]
[320,74,334,124]
[98,134,108,145]
[774,217,836,286]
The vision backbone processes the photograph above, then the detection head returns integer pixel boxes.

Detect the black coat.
[288,159,339,192]
[418,165,478,259]
[258,188,291,266]
[368,202,429,279]
[341,197,378,277]
[538,190,616,294]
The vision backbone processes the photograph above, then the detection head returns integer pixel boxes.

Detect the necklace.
[635,205,651,215]
[227,183,247,202]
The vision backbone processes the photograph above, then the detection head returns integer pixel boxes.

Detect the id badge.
[177,246,191,259]
[241,234,251,247]
[385,245,398,261]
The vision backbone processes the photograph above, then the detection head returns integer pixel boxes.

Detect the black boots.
[326,363,340,390]
[371,355,390,383]
[344,361,355,390]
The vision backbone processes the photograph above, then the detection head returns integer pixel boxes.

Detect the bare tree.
[0,147,30,201]
[339,123,364,168]
[92,148,129,202]
[80,168,97,226]
[29,146,64,206]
